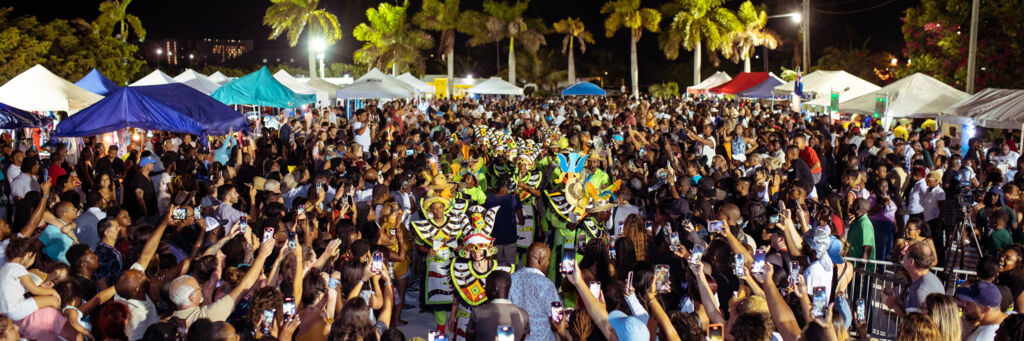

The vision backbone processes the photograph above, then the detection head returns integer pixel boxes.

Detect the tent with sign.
[687,72,732,94]
[208,71,232,85]
[174,69,222,95]
[396,73,435,94]
[562,81,606,96]
[939,88,1024,129]
[772,70,879,100]
[839,73,968,118]
[273,70,330,106]
[0,102,53,128]
[467,77,523,95]
[805,75,881,108]
[336,68,417,99]
[212,66,316,107]
[710,72,770,94]
[0,65,103,112]
[55,85,208,137]
[130,70,178,86]
[737,73,785,99]
[75,69,122,96]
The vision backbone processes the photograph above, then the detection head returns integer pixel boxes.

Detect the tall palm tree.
[353,1,434,75]
[413,0,466,97]
[601,0,661,98]
[509,48,568,93]
[725,1,778,72]
[552,17,595,85]
[94,0,146,42]
[659,0,740,86]
[462,0,546,86]
[263,0,343,77]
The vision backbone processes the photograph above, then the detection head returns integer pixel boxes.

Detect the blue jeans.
[871,219,895,261]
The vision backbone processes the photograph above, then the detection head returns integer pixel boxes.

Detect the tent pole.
[1020,122,1023,150]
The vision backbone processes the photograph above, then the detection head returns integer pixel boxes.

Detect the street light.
[765,12,802,72]
[309,37,328,78]
[156,49,163,68]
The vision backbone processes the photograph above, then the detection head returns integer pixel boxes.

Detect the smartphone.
[708,324,724,341]
[551,301,564,323]
[194,207,201,219]
[428,331,448,341]
[239,217,247,234]
[171,208,187,220]
[752,248,767,274]
[43,169,49,183]
[616,221,624,235]
[655,264,671,293]
[588,281,602,299]
[644,220,653,232]
[496,325,514,341]
[260,309,275,334]
[856,298,866,323]
[263,227,274,244]
[626,271,634,293]
[405,149,415,156]
[690,245,705,265]
[560,249,575,274]
[790,261,801,286]
[371,251,384,273]
[669,232,682,252]
[283,297,296,320]
[812,286,827,317]
[608,244,616,260]
[297,205,305,216]
[768,214,780,224]
[708,220,725,233]
[329,278,340,290]
[733,254,746,277]
[287,231,297,249]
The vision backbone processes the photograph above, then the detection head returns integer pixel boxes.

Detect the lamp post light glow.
[309,37,328,78]
[764,12,802,72]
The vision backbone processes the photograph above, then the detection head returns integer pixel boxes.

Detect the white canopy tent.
[687,72,732,94]
[467,77,523,96]
[773,70,879,100]
[208,71,233,85]
[130,70,179,86]
[0,64,103,112]
[273,70,330,106]
[805,76,881,107]
[336,68,417,99]
[940,88,1024,130]
[173,69,222,95]
[839,73,968,119]
[396,73,435,94]
[304,78,341,104]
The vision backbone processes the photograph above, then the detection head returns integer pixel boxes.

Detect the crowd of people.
[0,94,1022,341]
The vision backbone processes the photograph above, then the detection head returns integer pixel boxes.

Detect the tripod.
[943,204,983,290]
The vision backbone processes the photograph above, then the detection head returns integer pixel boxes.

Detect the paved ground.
[395,288,438,340]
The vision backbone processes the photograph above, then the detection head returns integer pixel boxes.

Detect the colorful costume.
[449,205,515,340]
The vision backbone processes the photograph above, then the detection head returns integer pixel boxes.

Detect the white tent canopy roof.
[805,76,881,107]
[304,78,341,103]
[0,64,103,112]
[687,72,732,94]
[773,70,879,99]
[467,77,523,95]
[274,70,330,106]
[337,68,417,99]
[130,70,179,86]
[940,88,1024,129]
[839,73,968,118]
[208,71,233,85]
[173,69,221,95]
[396,73,435,93]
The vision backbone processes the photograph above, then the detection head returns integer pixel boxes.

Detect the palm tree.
[263,0,343,78]
[725,1,778,72]
[649,81,680,97]
[462,0,547,86]
[601,0,661,98]
[552,17,595,85]
[509,48,568,93]
[413,0,466,97]
[353,1,434,75]
[659,0,740,86]
[94,0,146,42]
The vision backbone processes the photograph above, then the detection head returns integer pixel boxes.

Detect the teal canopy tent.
[211,66,315,108]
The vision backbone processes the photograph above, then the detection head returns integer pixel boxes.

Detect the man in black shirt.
[786,145,814,195]
[127,157,158,222]
[94,145,125,180]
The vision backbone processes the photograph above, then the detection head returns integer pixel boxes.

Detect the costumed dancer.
[511,145,543,262]
[411,173,469,334]
[447,205,513,340]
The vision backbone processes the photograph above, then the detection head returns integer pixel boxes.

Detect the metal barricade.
[843,257,977,340]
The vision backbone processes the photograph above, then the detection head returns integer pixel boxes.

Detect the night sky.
[7,0,915,84]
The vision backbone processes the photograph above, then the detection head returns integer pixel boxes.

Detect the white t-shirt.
[803,259,834,303]
[5,164,20,185]
[700,135,716,166]
[965,324,999,341]
[352,121,371,152]
[10,173,38,200]
[0,262,30,316]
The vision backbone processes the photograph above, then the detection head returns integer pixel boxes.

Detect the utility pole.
[966,0,980,94]
[802,0,810,72]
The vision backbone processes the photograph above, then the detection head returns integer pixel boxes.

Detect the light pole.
[765,12,801,72]
[309,37,327,79]
[156,48,162,68]
[802,0,809,72]
[966,0,980,94]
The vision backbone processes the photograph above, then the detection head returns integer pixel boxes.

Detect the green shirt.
[848,214,876,259]
[985,228,1013,256]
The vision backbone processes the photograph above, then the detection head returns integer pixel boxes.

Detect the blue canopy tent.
[562,81,606,96]
[0,102,52,128]
[132,84,247,136]
[211,66,316,108]
[55,86,204,137]
[74,69,121,96]
[737,73,785,99]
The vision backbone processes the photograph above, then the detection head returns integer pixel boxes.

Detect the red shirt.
[46,164,66,187]
[799,146,822,174]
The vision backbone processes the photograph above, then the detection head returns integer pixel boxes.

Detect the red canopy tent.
[710,72,770,94]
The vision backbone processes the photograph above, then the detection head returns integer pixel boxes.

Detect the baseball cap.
[138,156,156,168]
[955,281,1002,308]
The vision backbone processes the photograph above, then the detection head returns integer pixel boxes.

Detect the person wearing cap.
[882,241,944,317]
[126,157,158,223]
[957,280,1008,340]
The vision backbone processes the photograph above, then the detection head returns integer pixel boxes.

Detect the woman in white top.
[0,238,61,321]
